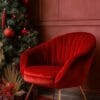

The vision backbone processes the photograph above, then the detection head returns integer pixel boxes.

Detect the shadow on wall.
[23,0,44,42]
[87,44,100,91]
[30,0,45,42]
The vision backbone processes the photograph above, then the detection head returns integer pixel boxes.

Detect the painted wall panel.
[39,0,59,20]
[59,0,100,20]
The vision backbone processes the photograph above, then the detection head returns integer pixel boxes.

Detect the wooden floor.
[38,87,100,100]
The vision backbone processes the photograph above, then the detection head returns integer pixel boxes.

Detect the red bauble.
[4,27,15,38]
[20,28,28,36]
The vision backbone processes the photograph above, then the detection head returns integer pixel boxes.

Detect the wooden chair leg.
[25,84,34,100]
[79,86,87,100]
[58,89,61,100]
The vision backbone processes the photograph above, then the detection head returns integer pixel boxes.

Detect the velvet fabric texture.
[20,32,96,89]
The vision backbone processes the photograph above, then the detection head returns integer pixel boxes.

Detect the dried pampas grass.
[3,64,24,93]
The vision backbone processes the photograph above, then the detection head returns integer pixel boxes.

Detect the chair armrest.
[20,43,46,75]
[55,48,95,88]
[20,48,31,76]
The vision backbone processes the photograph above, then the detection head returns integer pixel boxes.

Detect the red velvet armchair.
[20,32,96,100]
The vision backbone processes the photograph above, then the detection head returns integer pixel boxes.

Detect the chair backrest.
[43,32,96,66]
[53,32,96,88]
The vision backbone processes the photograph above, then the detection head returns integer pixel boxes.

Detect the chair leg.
[25,84,34,100]
[79,86,87,100]
[58,89,61,100]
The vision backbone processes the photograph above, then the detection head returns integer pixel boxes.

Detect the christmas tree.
[0,0,38,70]
[0,0,38,97]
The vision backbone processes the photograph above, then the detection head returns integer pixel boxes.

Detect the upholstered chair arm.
[20,51,28,75]
[55,48,95,89]
[20,44,45,75]
[20,40,52,76]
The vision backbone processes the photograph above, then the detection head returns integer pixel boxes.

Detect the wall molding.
[35,19,100,26]
[39,19,100,21]
[38,0,100,22]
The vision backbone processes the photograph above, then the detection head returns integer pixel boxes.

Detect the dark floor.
[38,87,100,100]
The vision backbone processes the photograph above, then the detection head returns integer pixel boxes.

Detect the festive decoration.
[0,0,39,97]
[0,0,38,67]
[20,27,28,36]
[0,64,25,97]
[3,26,15,38]
[2,8,6,29]
[12,14,16,19]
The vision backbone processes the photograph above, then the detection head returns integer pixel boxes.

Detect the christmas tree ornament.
[3,26,15,38]
[2,8,7,29]
[12,14,16,19]
[20,28,28,35]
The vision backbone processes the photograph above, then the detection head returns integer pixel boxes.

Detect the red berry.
[21,28,28,35]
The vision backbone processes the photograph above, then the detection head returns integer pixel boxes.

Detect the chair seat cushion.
[23,66,61,88]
